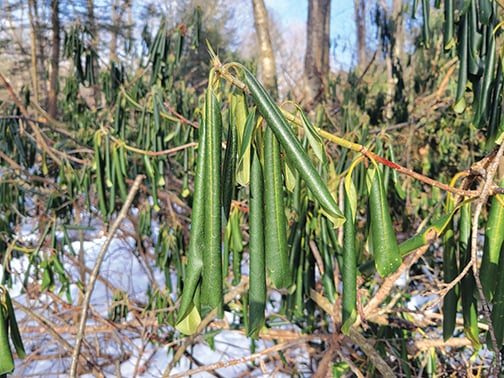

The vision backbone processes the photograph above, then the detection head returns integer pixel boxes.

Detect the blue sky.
[264,0,357,69]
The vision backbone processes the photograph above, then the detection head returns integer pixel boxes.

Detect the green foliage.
[3,1,504,375]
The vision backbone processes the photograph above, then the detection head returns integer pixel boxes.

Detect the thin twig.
[69,175,143,377]
[432,259,473,307]
[348,327,396,377]
[13,300,102,376]
[167,338,314,378]
[163,102,199,128]
[355,243,431,328]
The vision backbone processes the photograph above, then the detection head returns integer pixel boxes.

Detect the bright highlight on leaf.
[175,305,201,335]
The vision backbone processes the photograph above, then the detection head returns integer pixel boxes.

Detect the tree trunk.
[251,0,277,92]
[28,0,39,104]
[110,0,119,63]
[48,0,60,119]
[86,0,101,107]
[303,0,331,111]
[354,0,366,69]
[383,0,404,120]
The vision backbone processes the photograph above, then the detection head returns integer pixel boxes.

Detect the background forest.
[0,0,503,376]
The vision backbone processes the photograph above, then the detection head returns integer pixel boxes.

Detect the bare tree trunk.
[110,0,119,62]
[383,0,403,120]
[355,0,366,69]
[392,0,404,59]
[48,0,60,119]
[303,0,331,111]
[35,2,48,103]
[251,0,277,92]
[28,0,39,104]
[86,0,101,107]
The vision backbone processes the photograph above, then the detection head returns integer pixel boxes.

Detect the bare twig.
[167,338,314,378]
[355,243,431,328]
[348,327,396,377]
[432,259,473,307]
[69,175,143,377]
[163,102,199,128]
[14,300,102,376]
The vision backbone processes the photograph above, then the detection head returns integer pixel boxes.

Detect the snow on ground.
[5,212,313,377]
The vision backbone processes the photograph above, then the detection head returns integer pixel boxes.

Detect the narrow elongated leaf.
[443,0,455,50]
[481,180,504,300]
[454,13,468,113]
[229,207,243,285]
[421,0,431,47]
[222,116,237,220]
[234,94,253,186]
[176,124,207,331]
[474,30,496,127]
[264,127,290,288]
[4,288,26,359]
[298,108,325,164]
[201,87,223,314]
[93,132,108,218]
[242,68,345,227]
[459,204,480,348]
[248,147,266,338]
[342,175,357,334]
[368,168,401,277]
[0,301,13,374]
[490,242,504,347]
[443,223,458,340]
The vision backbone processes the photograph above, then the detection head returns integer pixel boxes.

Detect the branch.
[69,175,143,377]
[167,337,314,378]
[470,140,504,372]
[356,243,431,328]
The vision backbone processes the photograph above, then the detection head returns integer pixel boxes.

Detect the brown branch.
[163,102,199,128]
[432,260,473,307]
[364,149,480,198]
[168,338,314,378]
[470,140,504,372]
[348,327,396,377]
[356,243,431,327]
[413,337,473,352]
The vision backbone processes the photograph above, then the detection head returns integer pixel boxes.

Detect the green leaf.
[459,204,481,349]
[480,179,504,300]
[0,297,13,374]
[4,290,25,360]
[264,127,290,289]
[368,168,401,277]
[248,147,266,338]
[200,86,223,314]
[234,94,253,187]
[177,117,207,323]
[242,67,344,227]
[298,108,325,164]
[342,175,357,334]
